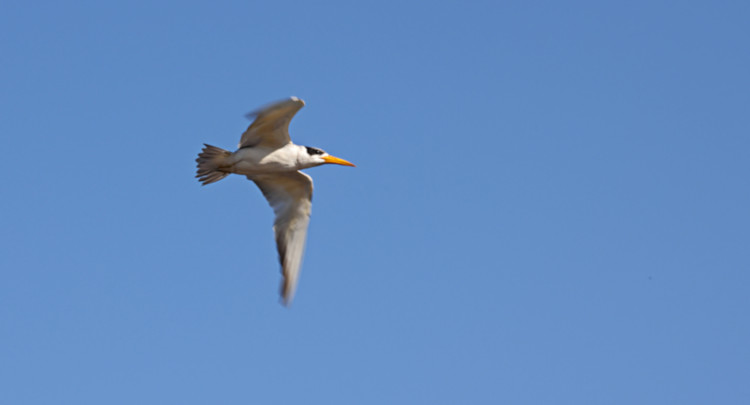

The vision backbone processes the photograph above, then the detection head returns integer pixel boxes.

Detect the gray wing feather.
[239,97,305,149]
[251,171,313,305]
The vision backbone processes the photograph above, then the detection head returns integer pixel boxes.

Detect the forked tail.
[195,144,232,185]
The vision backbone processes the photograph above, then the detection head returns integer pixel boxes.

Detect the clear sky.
[2,0,749,403]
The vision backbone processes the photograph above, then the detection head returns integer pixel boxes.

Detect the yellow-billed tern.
[196,97,354,305]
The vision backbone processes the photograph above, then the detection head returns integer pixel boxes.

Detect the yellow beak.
[322,155,356,167]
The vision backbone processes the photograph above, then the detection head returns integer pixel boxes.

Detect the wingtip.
[279,292,294,308]
[244,96,305,120]
[279,279,295,307]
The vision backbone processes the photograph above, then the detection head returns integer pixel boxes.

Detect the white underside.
[229,143,303,176]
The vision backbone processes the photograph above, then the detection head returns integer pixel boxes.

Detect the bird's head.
[300,146,356,168]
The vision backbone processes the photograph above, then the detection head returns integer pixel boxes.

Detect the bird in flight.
[196,97,355,306]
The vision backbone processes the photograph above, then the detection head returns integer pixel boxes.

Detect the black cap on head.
[305,146,324,156]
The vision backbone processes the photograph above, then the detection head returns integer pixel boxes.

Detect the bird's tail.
[196,144,232,185]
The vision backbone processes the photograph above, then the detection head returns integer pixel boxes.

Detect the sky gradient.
[2,1,749,403]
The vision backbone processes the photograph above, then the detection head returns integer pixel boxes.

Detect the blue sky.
[2,0,749,403]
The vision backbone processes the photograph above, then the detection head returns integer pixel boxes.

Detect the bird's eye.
[305,147,324,156]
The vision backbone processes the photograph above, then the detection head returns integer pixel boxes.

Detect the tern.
[195,97,354,305]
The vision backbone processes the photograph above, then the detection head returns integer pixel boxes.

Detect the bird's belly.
[233,160,295,175]
[230,148,298,175]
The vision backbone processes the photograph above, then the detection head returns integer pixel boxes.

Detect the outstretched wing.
[239,97,305,149]
[251,171,313,305]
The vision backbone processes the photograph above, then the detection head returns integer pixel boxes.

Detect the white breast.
[230,144,301,176]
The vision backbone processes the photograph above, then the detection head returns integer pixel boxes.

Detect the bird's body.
[195,97,354,305]
[231,144,313,175]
